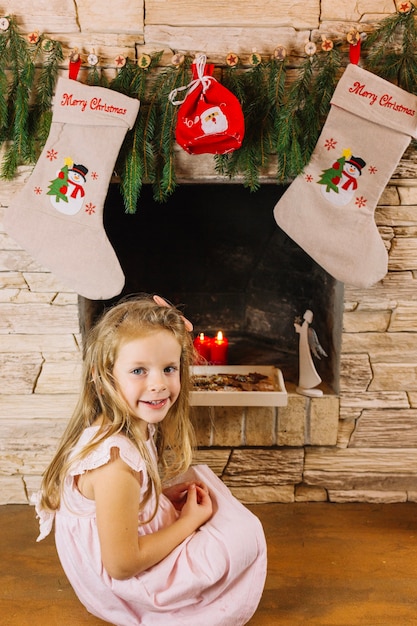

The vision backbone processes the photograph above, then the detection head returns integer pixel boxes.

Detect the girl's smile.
[112,330,182,433]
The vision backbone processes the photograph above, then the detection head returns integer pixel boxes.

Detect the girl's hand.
[163,481,209,511]
[179,483,213,529]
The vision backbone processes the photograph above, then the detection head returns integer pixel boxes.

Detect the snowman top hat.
[70,164,88,180]
[346,156,366,174]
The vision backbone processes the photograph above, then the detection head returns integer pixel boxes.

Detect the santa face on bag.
[321,155,366,207]
[200,106,229,135]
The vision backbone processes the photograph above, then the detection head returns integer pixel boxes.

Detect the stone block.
[230,485,295,504]
[343,310,391,332]
[35,359,83,395]
[0,475,28,505]
[211,406,244,447]
[191,406,213,447]
[0,353,43,394]
[388,303,417,332]
[0,395,78,421]
[336,418,356,448]
[339,354,372,392]
[0,303,80,334]
[223,448,304,487]
[340,391,410,410]
[376,205,417,226]
[321,0,392,22]
[146,1,320,28]
[328,490,407,503]
[309,395,339,446]
[245,406,276,446]
[350,409,417,447]
[342,332,417,362]
[369,363,417,391]
[295,484,327,502]
[193,449,231,476]
[277,393,306,446]
[0,333,80,353]
[304,448,417,491]
[76,0,144,33]
[389,238,417,271]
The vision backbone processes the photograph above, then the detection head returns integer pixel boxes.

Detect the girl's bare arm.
[84,451,213,580]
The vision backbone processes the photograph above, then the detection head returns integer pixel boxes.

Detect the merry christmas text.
[348,81,415,117]
[60,93,127,115]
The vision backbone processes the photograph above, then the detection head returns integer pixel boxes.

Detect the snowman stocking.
[4,77,139,299]
[274,64,417,288]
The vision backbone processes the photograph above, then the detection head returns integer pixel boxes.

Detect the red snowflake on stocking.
[85,202,96,215]
[355,196,367,208]
[324,138,337,151]
[46,149,58,161]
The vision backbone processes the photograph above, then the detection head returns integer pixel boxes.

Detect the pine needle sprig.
[30,38,64,158]
[214,61,272,187]
[1,17,35,178]
[363,5,417,92]
[275,54,317,180]
[114,52,163,212]
[151,59,192,202]
[302,45,342,162]
[87,64,109,88]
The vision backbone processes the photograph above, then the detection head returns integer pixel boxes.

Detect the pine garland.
[363,2,417,93]
[0,7,416,211]
[30,37,64,159]
[1,16,34,178]
[215,55,288,191]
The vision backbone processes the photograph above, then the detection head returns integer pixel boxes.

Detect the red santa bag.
[170,55,244,155]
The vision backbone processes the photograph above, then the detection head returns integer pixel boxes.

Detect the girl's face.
[112,329,182,435]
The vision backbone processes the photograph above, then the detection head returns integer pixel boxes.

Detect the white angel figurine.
[294,309,327,397]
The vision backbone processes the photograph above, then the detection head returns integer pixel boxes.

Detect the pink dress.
[34,426,267,626]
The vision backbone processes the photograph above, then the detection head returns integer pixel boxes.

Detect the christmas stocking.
[4,77,139,299]
[273,64,417,288]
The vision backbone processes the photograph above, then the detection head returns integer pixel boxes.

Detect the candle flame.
[199,332,205,340]
[216,331,223,341]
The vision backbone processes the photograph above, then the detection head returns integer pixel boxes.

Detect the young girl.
[33,294,267,626]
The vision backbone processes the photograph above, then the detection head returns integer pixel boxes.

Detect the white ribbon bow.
[169,54,213,106]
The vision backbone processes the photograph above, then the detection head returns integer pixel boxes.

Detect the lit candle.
[193,332,212,362]
[210,331,229,365]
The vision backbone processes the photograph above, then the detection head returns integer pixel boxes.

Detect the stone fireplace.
[1,0,417,506]
[81,182,342,391]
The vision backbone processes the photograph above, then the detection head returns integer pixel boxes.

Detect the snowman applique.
[318,150,366,207]
[47,158,89,215]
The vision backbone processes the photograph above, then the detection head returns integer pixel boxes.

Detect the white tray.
[189,365,287,406]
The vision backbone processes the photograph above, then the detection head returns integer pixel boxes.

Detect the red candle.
[193,332,212,362]
[210,331,229,365]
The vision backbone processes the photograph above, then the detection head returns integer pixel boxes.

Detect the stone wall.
[1,0,417,504]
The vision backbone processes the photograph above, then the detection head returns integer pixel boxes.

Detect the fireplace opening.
[80,183,343,392]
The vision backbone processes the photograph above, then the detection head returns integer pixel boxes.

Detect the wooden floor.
[3,502,417,625]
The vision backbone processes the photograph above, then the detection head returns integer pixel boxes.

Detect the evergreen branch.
[152,60,192,201]
[119,121,144,213]
[275,55,317,179]
[30,39,64,158]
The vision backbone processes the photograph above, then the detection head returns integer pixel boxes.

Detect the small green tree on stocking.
[317,149,351,193]
[47,159,71,203]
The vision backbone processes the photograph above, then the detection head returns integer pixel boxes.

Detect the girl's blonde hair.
[40,295,196,517]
